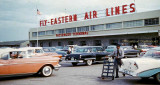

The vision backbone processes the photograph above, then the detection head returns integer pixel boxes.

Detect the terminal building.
[29,10,160,47]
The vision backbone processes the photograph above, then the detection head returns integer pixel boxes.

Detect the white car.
[119,47,160,83]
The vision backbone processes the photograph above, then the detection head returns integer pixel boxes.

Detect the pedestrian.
[108,44,124,78]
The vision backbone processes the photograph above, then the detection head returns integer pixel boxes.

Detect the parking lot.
[0,62,159,85]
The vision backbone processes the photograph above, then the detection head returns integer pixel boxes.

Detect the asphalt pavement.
[0,62,159,85]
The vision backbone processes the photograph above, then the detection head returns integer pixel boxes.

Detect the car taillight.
[141,50,146,52]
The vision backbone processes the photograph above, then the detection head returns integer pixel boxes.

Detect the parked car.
[42,47,67,57]
[0,49,61,77]
[65,46,109,66]
[55,46,64,51]
[105,45,116,54]
[119,47,160,83]
[138,45,158,52]
[120,46,140,58]
[19,47,62,60]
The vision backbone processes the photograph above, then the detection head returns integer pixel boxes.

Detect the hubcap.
[43,66,52,76]
[87,60,92,65]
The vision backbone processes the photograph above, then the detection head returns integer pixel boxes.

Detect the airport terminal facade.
[29,10,160,47]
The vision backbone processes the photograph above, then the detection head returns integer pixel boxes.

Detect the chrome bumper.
[54,64,61,71]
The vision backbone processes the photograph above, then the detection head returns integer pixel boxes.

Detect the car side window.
[35,49,43,53]
[96,47,103,52]
[0,53,9,60]
[92,48,97,52]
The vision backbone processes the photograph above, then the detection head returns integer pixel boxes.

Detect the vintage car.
[105,45,116,54]
[119,47,160,83]
[0,49,61,77]
[20,47,62,60]
[65,46,109,66]
[120,46,140,58]
[42,47,67,57]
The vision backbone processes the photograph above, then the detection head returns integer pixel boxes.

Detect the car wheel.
[154,72,160,83]
[40,65,53,77]
[72,63,78,66]
[86,60,92,66]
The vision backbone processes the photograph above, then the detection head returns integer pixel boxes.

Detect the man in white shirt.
[109,44,124,78]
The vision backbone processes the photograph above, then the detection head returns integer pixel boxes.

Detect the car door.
[0,52,10,75]
[8,51,36,75]
[95,47,106,61]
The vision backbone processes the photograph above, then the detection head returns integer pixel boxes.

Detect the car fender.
[138,68,160,77]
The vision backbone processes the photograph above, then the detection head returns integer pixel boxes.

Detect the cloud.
[0,0,160,42]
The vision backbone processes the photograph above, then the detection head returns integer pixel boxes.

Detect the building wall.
[30,33,159,47]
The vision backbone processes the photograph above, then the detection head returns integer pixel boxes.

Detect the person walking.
[108,44,124,78]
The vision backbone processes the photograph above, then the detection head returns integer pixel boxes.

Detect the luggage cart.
[101,57,115,80]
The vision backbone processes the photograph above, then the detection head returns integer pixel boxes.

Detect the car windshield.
[75,48,92,53]
[143,49,160,58]
[121,46,133,50]
[43,48,56,52]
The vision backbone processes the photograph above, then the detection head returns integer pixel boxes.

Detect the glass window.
[32,32,37,37]
[91,24,104,31]
[0,53,8,60]
[106,22,122,29]
[123,20,143,28]
[46,30,54,35]
[77,26,89,32]
[145,18,159,26]
[56,29,65,34]
[58,42,62,46]
[38,31,45,36]
[66,28,76,33]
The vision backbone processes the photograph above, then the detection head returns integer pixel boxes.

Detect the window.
[68,41,74,45]
[91,24,104,31]
[49,42,52,47]
[123,20,143,28]
[58,42,62,46]
[46,30,54,35]
[56,29,65,34]
[35,49,43,53]
[40,42,43,47]
[32,32,37,37]
[38,31,45,36]
[145,18,159,26]
[106,22,122,29]
[77,26,89,32]
[80,41,86,46]
[32,43,35,47]
[66,28,76,33]
[94,40,101,46]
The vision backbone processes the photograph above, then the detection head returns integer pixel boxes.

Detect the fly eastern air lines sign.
[40,3,135,27]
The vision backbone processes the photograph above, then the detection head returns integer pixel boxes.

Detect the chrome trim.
[0,61,58,66]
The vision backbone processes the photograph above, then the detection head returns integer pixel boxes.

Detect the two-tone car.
[119,47,160,83]
[0,48,61,77]
[65,46,109,66]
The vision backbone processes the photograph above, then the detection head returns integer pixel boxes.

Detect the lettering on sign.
[40,3,135,27]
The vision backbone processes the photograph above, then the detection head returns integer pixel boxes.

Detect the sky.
[0,0,160,42]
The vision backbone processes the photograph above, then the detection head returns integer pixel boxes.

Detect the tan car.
[0,49,61,77]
